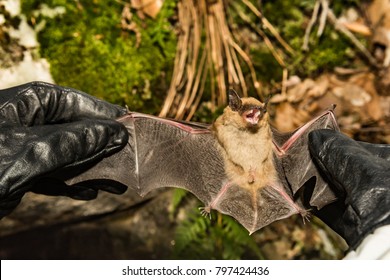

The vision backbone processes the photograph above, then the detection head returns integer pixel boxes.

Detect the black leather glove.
[0,81,129,218]
[309,129,390,250]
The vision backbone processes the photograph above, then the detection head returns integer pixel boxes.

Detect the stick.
[317,0,329,37]
[327,9,378,67]
[241,0,295,55]
[302,0,320,51]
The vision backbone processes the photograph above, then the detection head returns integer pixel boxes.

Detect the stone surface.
[0,190,176,259]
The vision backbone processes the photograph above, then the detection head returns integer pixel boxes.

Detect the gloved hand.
[0,81,129,218]
[308,129,390,250]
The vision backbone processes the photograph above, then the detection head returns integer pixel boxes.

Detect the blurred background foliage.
[20,0,365,118]
[3,0,388,259]
[22,0,178,113]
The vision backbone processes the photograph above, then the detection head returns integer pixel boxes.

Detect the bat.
[63,90,339,234]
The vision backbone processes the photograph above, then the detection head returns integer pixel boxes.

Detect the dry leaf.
[287,79,316,103]
[338,7,371,36]
[380,96,390,118]
[332,85,371,107]
[272,102,311,132]
[367,0,390,27]
[367,0,390,66]
[131,0,164,19]
[342,21,371,36]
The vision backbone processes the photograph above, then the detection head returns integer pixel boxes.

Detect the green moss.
[21,0,364,111]
[173,209,264,259]
[332,0,362,15]
[259,0,360,78]
[251,45,283,83]
[22,0,177,113]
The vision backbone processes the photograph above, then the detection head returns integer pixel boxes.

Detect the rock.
[0,188,177,259]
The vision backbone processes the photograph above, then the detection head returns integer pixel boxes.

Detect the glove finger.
[308,129,390,196]
[70,179,127,194]
[0,82,127,126]
[31,178,98,200]
[357,141,390,161]
[31,177,127,199]
[2,119,128,196]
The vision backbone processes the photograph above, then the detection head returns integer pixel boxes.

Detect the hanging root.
[160,0,263,119]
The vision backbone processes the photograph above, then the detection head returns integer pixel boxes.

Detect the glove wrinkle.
[358,142,390,161]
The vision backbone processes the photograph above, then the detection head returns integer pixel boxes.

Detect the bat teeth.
[246,118,258,125]
[244,109,261,125]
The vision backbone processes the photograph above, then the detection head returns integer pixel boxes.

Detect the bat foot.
[199,206,212,220]
[299,209,312,224]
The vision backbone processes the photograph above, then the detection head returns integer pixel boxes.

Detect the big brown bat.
[64,90,339,233]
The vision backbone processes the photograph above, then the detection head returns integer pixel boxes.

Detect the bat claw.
[300,209,312,224]
[199,206,212,219]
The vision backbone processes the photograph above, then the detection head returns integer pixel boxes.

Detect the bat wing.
[272,106,339,209]
[64,108,338,234]
[64,113,304,233]
[65,113,227,206]
[205,182,303,234]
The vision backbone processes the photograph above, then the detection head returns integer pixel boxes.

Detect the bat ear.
[263,95,270,113]
[228,89,242,111]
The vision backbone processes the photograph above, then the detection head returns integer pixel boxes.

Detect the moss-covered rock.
[22,0,177,113]
[262,0,359,77]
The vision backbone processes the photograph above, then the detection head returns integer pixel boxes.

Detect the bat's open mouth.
[244,109,261,125]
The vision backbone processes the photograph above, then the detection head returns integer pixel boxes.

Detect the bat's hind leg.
[198,181,233,220]
[300,209,311,224]
[270,183,311,224]
[199,206,212,219]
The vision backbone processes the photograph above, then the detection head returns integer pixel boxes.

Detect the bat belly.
[225,155,278,190]
[215,126,277,189]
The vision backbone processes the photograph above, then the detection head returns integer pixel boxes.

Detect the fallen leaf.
[367,0,390,66]
[132,0,164,19]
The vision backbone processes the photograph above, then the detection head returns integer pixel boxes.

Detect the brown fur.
[212,97,277,190]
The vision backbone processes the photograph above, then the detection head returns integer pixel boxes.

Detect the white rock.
[8,15,38,48]
[1,0,21,17]
[0,14,5,25]
[0,52,54,89]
